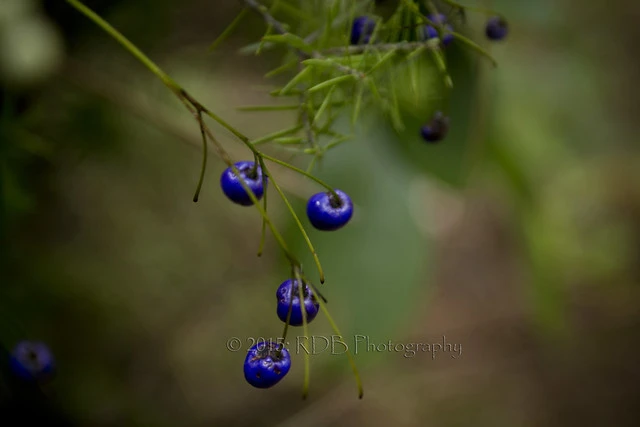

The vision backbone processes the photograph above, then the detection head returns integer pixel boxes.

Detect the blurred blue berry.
[9,341,55,383]
[306,189,353,231]
[276,279,319,326]
[350,16,376,45]
[424,24,454,46]
[420,111,450,143]
[485,16,508,40]
[427,13,448,25]
[243,342,291,389]
[220,161,266,206]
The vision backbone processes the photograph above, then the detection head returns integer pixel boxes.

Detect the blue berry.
[423,24,454,46]
[243,341,291,389]
[276,279,319,326]
[220,161,266,206]
[420,111,450,143]
[485,16,508,40]
[350,16,376,45]
[9,341,55,383]
[306,189,353,231]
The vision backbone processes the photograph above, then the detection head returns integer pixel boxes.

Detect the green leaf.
[367,49,398,75]
[251,124,303,145]
[208,8,248,52]
[262,34,314,53]
[313,85,336,124]
[237,41,276,55]
[307,75,355,93]
[273,137,304,145]
[279,66,312,95]
[264,59,298,78]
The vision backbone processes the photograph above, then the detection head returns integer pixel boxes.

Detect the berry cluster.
[350,10,508,145]
[243,279,320,388]
[220,162,353,231]
[220,163,352,389]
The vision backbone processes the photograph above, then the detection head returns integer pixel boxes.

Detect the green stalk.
[261,160,325,284]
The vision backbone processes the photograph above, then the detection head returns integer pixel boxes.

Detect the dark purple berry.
[220,161,266,206]
[420,111,450,143]
[423,24,454,46]
[306,189,353,231]
[350,16,376,45]
[9,341,55,383]
[276,279,319,326]
[485,16,508,40]
[243,341,291,389]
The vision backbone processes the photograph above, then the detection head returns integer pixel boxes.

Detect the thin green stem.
[252,125,304,146]
[294,268,311,400]
[261,160,325,284]
[209,7,249,52]
[305,155,318,174]
[257,169,268,257]
[307,280,363,399]
[192,112,208,202]
[260,152,338,200]
[197,122,298,266]
[450,31,498,67]
[279,274,295,345]
[200,110,254,150]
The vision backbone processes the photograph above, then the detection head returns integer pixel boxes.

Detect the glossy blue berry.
[485,16,508,40]
[420,111,450,143]
[9,341,55,383]
[306,189,353,231]
[350,16,376,45]
[424,24,454,46]
[220,161,266,206]
[276,279,319,326]
[243,341,291,389]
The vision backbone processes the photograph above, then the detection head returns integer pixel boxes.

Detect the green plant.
[62,0,507,400]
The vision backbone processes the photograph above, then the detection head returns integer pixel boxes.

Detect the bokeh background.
[1,0,639,425]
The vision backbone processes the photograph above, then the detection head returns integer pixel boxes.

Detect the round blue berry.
[243,341,291,389]
[424,24,454,46]
[220,161,266,206]
[9,341,55,383]
[306,189,353,231]
[485,16,508,40]
[350,16,376,45]
[276,279,319,326]
[424,25,438,40]
[420,111,450,143]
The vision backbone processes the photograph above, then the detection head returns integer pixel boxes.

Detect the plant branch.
[240,0,364,78]
[321,40,439,55]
